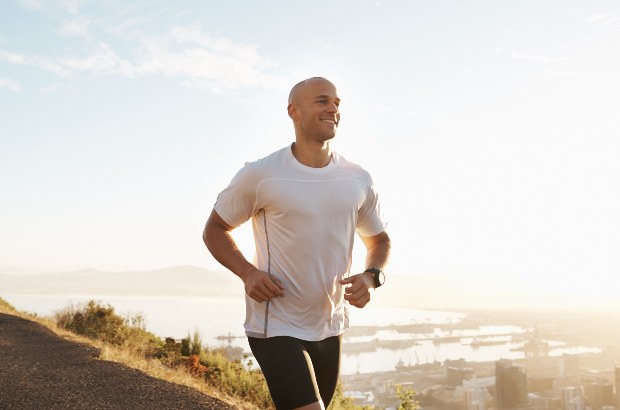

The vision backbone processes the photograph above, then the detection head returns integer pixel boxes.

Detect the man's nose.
[326,102,339,112]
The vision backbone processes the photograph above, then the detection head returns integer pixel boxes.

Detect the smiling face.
[288,78,341,144]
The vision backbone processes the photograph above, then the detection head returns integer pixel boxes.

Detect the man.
[203,77,390,410]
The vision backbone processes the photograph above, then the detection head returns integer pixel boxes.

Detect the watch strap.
[364,267,384,288]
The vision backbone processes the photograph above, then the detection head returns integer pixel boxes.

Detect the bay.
[0,293,600,375]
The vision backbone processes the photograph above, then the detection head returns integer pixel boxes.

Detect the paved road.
[0,313,237,410]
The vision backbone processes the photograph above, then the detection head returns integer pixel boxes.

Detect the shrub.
[157,337,183,367]
[180,336,191,356]
[187,354,208,376]
[55,300,162,355]
[189,329,203,356]
[199,348,273,409]
[328,382,374,410]
[396,385,418,410]
[56,301,127,344]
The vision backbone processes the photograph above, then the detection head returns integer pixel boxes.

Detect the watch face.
[375,270,385,286]
[372,269,384,287]
[366,268,384,288]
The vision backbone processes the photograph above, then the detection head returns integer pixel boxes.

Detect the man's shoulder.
[235,146,288,175]
[333,152,373,181]
[246,146,288,168]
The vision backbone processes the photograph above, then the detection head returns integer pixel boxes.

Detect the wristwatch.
[364,267,385,288]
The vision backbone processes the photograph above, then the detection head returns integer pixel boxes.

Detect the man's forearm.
[203,221,256,282]
[364,232,391,270]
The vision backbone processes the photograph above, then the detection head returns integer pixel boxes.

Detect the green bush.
[396,385,418,410]
[157,337,183,366]
[180,336,191,356]
[328,382,374,410]
[56,301,126,344]
[55,300,162,355]
[199,348,273,408]
[188,329,203,356]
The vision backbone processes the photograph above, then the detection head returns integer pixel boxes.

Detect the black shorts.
[248,335,341,409]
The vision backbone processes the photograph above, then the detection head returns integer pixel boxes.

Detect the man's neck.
[291,141,332,168]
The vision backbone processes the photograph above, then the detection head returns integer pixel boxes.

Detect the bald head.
[286,77,340,145]
[288,77,335,105]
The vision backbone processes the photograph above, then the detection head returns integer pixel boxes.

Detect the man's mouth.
[321,119,338,126]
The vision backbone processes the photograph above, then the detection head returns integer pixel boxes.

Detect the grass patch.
[0,297,17,314]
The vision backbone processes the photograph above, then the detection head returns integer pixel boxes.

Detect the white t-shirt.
[214,145,386,341]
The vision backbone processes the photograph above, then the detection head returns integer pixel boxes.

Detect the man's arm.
[339,230,391,308]
[203,209,284,302]
[361,230,391,272]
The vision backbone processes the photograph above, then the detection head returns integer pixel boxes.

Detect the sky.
[1,1,619,307]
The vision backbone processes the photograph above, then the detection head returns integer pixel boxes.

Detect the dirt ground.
[0,313,237,409]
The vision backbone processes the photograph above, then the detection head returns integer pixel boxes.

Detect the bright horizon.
[1,1,619,310]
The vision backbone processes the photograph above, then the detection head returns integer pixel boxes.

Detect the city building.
[448,366,475,387]
[584,379,614,410]
[529,377,555,395]
[616,367,620,410]
[560,356,581,377]
[465,386,491,410]
[495,360,530,410]
[529,392,561,410]
[562,386,585,410]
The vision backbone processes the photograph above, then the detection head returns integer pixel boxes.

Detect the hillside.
[0,312,235,409]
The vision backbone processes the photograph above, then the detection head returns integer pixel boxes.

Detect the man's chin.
[307,131,337,144]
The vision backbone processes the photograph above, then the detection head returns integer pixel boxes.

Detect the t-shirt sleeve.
[213,162,261,228]
[356,179,387,238]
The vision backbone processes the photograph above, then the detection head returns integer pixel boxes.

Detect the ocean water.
[1,293,600,375]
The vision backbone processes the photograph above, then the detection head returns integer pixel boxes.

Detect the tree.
[396,385,418,410]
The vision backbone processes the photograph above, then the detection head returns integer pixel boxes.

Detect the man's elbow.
[383,232,392,248]
[376,231,391,247]
[374,231,391,258]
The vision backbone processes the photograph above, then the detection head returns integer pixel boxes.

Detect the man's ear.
[287,103,299,120]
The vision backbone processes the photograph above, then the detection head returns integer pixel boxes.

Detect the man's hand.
[339,272,375,308]
[243,268,285,303]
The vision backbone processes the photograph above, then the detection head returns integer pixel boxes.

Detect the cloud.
[16,0,47,12]
[60,42,136,77]
[8,1,287,92]
[509,51,569,63]
[57,17,91,37]
[584,13,617,25]
[56,0,90,15]
[133,26,283,91]
[18,0,89,15]
[0,78,21,92]
[0,25,285,92]
[0,48,71,76]
[0,50,26,64]
[42,83,64,93]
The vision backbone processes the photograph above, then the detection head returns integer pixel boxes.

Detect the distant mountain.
[1,267,607,311]
[0,265,244,299]
[372,273,619,312]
